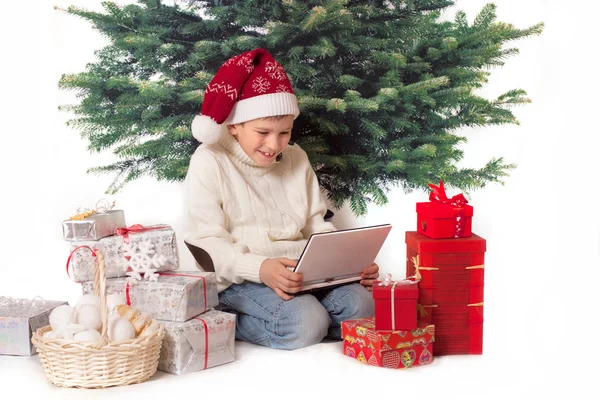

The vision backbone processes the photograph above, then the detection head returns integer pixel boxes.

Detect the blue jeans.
[218,282,374,350]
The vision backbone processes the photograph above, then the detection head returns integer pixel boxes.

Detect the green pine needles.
[58,0,543,216]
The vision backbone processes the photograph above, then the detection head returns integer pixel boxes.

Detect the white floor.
[0,336,589,400]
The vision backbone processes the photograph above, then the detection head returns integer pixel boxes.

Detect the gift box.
[62,210,126,241]
[372,277,418,331]
[0,298,68,356]
[81,271,219,322]
[406,231,486,355]
[342,317,434,369]
[158,309,236,375]
[416,180,473,239]
[68,224,179,282]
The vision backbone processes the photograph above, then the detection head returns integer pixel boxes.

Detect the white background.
[1,0,598,398]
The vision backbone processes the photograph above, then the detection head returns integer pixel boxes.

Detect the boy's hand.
[360,263,379,291]
[259,258,303,300]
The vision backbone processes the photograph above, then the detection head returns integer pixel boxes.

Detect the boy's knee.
[334,283,374,319]
[275,296,330,350]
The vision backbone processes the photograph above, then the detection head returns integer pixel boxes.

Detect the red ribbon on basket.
[428,180,468,237]
[378,273,417,330]
[66,245,97,283]
[192,317,209,370]
[114,224,170,244]
[124,273,208,313]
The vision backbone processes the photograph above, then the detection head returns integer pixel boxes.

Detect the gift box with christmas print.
[67,224,179,282]
[158,309,236,375]
[61,199,126,241]
[0,298,68,356]
[81,271,219,322]
[372,276,418,331]
[342,317,434,369]
[416,180,473,239]
[406,231,486,355]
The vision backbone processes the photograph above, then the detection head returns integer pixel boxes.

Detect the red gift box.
[405,231,486,355]
[342,317,434,369]
[372,278,418,331]
[416,180,473,239]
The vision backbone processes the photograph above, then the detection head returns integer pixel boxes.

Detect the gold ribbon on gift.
[417,303,438,317]
[69,199,116,220]
[467,302,484,307]
[465,264,485,270]
[410,255,439,282]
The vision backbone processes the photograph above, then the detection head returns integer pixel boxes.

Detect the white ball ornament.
[73,329,102,342]
[76,294,101,309]
[49,305,75,330]
[106,293,127,313]
[75,304,102,331]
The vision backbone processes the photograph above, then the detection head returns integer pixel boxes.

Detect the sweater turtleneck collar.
[218,132,279,175]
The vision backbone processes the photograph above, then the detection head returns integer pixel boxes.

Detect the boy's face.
[227,115,294,167]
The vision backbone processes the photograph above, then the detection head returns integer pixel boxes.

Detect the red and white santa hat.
[191,48,300,144]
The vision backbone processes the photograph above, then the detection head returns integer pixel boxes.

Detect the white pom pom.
[106,294,127,313]
[191,115,223,144]
[49,305,74,330]
[74,304,102,331]
[76,294,101,309]
[73,329,102,342]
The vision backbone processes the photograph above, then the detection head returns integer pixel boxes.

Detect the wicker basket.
[32,248,165,389]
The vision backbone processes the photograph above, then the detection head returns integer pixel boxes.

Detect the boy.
[183,48,379,350]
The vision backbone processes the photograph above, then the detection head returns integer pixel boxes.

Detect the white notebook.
[292,224,392,292]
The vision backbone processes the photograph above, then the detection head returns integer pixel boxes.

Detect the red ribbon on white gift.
[378,273,417,330]
[66,245,98,284]
[192,317,209,370]
[124,272,208,313]
[114,224,170,244]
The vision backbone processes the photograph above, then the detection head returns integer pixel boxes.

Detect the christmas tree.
[58,0,543,215]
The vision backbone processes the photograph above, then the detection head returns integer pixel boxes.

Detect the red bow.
[428,180,468,207]
[114,224,169,244]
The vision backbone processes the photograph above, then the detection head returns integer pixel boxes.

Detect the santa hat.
[191,48,300,144]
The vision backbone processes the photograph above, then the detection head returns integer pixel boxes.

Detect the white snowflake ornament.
[122,240,172,285]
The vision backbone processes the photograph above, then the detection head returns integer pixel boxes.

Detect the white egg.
[73,329,102,342]
[75,304,102,331]
[76,293,101,309]
[106,294,127,313]
[49,305,74,330]
[108,317,136,342]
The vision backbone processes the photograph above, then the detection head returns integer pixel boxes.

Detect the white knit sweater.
[183,132,336,292]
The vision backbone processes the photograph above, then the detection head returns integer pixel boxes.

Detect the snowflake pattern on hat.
[252,77,271,93]
[265,61,287,81]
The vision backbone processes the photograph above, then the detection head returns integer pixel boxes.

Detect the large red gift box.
[342,317,434,369]
[372,279,418,331]
[405,231,486,355]
[416,180,473,239]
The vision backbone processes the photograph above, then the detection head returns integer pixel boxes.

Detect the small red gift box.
[342,317,434,369]
[405,231,486,355]
[372,277,418,331]
[416,180,473,239]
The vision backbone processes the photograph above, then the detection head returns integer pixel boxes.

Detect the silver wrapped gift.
[0,297,68,356]
[81,271,218,322]
[62,210,126,241]
[68,225,179,282]
[158,309,236,375]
